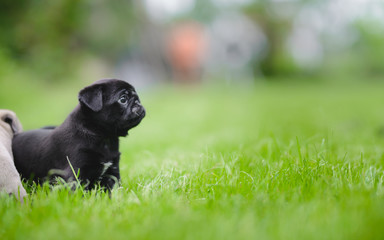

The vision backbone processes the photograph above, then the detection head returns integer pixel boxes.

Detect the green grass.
[1,79,384,240]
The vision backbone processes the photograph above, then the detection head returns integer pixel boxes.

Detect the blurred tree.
[0,0,29,57]
[79,0,138,62]
[0,0,138,81]
[353,20,384,77]
[0,0,84,80]
[188,0,218,24]
[243,0,299,77]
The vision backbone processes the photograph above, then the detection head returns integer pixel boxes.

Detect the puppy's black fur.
[12,79,145,190]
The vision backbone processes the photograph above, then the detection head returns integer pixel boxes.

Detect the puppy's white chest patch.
[100,161,113,177]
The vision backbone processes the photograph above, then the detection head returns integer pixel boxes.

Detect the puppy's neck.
[65,105,119,139]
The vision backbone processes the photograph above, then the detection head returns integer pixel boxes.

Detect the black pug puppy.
[12,79,145,190]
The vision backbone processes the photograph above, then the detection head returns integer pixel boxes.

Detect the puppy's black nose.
[132,103,144,116]
[132,107,139,115]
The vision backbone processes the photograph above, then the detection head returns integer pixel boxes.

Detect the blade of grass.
[66,156,84,195]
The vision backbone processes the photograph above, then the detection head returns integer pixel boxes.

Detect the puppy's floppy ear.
[78,84,103,112]
[1,113,23,134]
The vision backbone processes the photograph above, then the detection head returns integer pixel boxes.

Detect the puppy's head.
[78,79,145,136]
[0,109,23,135]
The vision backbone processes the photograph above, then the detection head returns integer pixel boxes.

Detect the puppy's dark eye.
[118,95,128,104]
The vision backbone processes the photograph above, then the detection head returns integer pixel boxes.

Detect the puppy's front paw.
[100,175,120,191]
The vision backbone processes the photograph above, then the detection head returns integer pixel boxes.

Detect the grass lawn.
[1,79,384,239]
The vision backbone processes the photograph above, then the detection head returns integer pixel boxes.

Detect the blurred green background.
[0,0,383,88]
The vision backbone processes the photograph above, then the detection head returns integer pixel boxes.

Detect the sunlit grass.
[1,79,384,239]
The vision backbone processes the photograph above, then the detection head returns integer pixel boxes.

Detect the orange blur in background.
[167,22,207,83]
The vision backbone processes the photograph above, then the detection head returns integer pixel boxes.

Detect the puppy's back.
[13,128,56,180]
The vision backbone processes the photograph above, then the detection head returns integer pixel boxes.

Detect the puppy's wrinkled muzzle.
[132,101,145,117]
